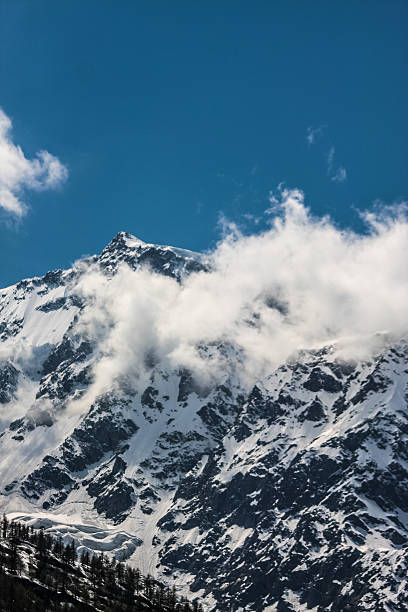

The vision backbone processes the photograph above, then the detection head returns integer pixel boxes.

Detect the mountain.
[0,231,407,611]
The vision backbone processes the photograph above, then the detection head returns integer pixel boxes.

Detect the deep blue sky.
[0,0,407,287]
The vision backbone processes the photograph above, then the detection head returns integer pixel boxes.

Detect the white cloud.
[306,125,326,146]
[306,129,348,183]
[0,108,68,217]
[327,146,347,183]
[70,187,408,406]
[327,146,335,171]
[331,166,347,183]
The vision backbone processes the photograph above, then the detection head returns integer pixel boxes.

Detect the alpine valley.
[0,231,407,611]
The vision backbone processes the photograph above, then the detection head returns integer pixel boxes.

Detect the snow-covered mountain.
[0,231,407,611]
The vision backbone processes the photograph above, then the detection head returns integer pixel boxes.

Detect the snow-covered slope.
[0,232,407,611]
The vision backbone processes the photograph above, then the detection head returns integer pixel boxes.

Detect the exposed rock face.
[0,362,19,403]
[0,232,407,611]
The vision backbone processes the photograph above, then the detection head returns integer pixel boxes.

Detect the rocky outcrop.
[0,362,19,403]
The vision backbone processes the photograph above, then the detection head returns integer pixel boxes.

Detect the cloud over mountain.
[72,188,408,405]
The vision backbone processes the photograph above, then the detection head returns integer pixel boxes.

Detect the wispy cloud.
[0,108,68,217]
[307,127,348,183]
[327,146,335,171]
[331,166,347,183]
[306,124,326,146]
[327,146,347,183]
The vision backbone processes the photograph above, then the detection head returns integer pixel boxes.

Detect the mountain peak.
[99,231,205,279]
[108,231,147,249]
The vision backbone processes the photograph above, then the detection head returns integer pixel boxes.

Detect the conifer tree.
[1,514,9,539]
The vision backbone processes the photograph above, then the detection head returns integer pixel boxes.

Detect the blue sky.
[0,0,407,287]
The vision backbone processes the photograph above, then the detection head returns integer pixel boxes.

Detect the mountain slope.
[0,232,407,611]
[0,516,202,611]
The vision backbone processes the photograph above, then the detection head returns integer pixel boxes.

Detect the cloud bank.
[72,188,408,402]
[0,108,68,217]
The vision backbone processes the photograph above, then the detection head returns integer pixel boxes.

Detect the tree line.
[0,515,204,612]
